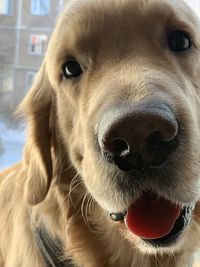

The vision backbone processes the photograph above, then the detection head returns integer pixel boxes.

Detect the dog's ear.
[19,61,54,205]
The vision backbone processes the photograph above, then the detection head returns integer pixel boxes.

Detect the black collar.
[33,222,74,267]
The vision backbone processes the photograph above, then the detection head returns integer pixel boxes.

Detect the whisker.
[64,173,83,203]
[81,192,90,225]
[80,192,95,232]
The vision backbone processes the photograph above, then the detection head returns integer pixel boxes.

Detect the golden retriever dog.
[1,0,200,266]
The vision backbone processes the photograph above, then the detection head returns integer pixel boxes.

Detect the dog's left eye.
[63,59,83,79]
[168,30,192,52]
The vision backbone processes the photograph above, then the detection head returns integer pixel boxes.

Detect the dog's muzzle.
[98,101,193,247]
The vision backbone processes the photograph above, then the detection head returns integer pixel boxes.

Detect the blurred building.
[0,0,65,113]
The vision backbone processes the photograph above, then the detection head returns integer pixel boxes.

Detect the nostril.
[148,131,164,149]
[111,139,130,157]
[101,137,133,171]
[147,130,178,150]
[144,130,179,168]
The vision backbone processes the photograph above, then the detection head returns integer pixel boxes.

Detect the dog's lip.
[109,204,194,246]
[109,211,127,221]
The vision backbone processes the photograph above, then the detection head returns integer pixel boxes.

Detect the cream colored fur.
[1,0,200,266]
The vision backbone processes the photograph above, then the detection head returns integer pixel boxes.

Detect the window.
[0,65,13,93]
[58,0,64,12]
[26,71,36,89]
[31,0,50,16]
[185,0,200,15]
[0,0,12,15]
[0,0,57,171]
[29,34,48,55]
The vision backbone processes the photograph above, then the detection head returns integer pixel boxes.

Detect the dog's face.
[24,0,200,256]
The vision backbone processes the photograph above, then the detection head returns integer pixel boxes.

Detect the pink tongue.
[125,192,181,239]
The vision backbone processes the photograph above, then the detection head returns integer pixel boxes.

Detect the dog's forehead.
[52,0,195,50]
[60,0,192,32]
[46,0,199,76]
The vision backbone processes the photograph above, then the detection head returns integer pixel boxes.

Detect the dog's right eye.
[168,30,192,53]
[63,60,83,79]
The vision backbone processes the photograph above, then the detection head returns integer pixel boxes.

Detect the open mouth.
[110,191,193,247]
[143,206,193,247]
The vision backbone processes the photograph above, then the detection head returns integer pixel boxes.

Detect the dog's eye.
[168,31,192,52]
[63,60,83,79]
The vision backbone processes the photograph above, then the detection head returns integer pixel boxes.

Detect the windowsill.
[31,13,49,16]
[0,14,13,16]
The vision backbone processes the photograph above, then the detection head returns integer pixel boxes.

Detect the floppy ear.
[19,61,54,205]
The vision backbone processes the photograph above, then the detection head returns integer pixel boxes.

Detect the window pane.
[26,71,36,89]
[0,0,8,14]
[0,0,12,15]
[185,0,200,15]
[58,0,64,12]
[31,0,50,16]
[0,65,13,93]
[29,34,48,55]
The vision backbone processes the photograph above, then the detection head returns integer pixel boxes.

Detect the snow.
[0,120,25,171]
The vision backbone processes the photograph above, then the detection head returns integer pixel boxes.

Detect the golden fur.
[1,0,200,266]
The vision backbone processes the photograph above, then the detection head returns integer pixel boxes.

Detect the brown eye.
[63,59,83,79]
[168,31,192,52]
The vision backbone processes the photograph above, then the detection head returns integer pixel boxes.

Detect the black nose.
[98,102,179,171]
